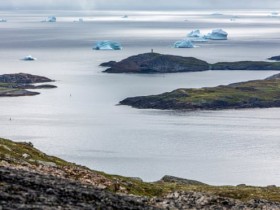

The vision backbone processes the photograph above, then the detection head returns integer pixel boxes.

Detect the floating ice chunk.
[22,55,37,61]
[122,15,128,18]
[74,18,84,23]
[271,12,279,16]
[0,19,7,22]
[93,41,122,50]
[42,16,57,22]
[187,30,207,42]
[211,13,223,16]
[188,29,202,38]
[204,29,228,40]
[174,39,195,48]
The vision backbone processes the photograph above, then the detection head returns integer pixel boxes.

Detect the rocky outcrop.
[151,191,280,210]
[120,74,280,110]
[159,175,207,185]
[1,137,280,210]
[211,61,280,70]
[0,73,56,97]
[268,55,280,61]
[101,53,280,73]
[266,73,280,80]
[0,167,156,210]
[0,73,53,84]
[102,53,209,73]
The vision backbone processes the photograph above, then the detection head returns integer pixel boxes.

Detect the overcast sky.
[1,0,280,10]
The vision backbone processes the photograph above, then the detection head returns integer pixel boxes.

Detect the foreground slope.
[1,138,280,209]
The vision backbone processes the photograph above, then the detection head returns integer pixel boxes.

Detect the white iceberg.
[93,41,122,50]
[122,15,128,18]
[271,12,279,16]
[42,16,57,22]
[174,39,195,48]
[204,29,228,40]
[188,29,202,38]
[0,19,7,22]
[22,55,37,61]
[187,29,208,42]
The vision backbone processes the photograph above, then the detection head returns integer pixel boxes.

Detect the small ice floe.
[271,12,279,16]
[122,15,128,18]
[211,12,223,16]
[187,29,207,42]
[204,29,228,40]
[22,55,37,61]
[93,41,123,50]
[174,39,196,48]
[74,18,84,22]
[0,18,7,22]
[42,16,57,22]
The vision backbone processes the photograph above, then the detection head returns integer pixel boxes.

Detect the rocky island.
[0,73,56,97]
[1,137,280,209]
[120,73,280,110]
[101,53,280,73]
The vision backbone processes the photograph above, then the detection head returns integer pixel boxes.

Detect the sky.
[1,0,280,10]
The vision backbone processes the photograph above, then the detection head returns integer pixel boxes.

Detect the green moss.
[0,138,71,167]
[121,78,280,110]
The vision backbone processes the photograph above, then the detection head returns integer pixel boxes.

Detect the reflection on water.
[0,10,279,185]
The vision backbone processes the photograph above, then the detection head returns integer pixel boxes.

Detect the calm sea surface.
[0,10,279,185]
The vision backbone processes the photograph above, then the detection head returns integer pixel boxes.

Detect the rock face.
[159,175,207,185]
[102,53,280,73]
[0,73,55,97]
[266,73,280,80]
[212,61,280,70]
[120,74,280,110]
[151,191,280,210]
[0,167,157,210]
[0,73,53,84]
[102,53,209,73]
[268,55,280,61]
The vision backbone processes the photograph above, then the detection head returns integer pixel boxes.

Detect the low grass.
[1,137,280,202]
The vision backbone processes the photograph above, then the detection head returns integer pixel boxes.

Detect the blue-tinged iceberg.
[204,29,228,40]
[187,29,207,42]
[174,39,195,48]
[42,16,57,22]
[0,19,7,22]
[93,41,123,50]
[22,55,37,61]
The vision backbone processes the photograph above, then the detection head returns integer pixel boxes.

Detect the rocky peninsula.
[1,137,280,209]
[120,73,280,110]
[0,73,56,97]
[101,53,280,73]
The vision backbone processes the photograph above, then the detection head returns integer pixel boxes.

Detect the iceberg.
[0,19,7,22]
[93,41,123,50]
[204,29,228,40]
[42,16,57,22]
[187,29,207,42]
[271,12,279,16]
[22,55,37,61]
[187,29,202,38]
[122,15,128,18]
[174,39,195,48]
